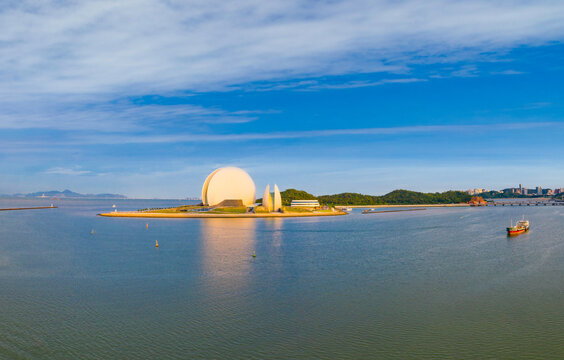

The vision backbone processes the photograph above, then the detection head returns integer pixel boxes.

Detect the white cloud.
[0,100,259,130]
[1,0,563,148]
[492,70,526,75]
[1,0,564,98]
[44,167,92,175]
[65,121,561,145]
[307,78,427,90]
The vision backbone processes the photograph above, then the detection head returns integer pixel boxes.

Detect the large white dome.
[201,167,256,206]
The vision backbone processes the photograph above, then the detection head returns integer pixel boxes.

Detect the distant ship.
[507,218,529,236]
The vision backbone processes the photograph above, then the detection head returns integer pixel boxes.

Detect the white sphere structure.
[202,167,256,206]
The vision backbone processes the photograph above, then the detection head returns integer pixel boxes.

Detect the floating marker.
[155,240,159,248]
[146,223,149,229]
[252,251,256,258]
[91,229,94,235]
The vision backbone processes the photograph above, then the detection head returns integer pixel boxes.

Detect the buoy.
[91,229,94,235]
[146,223,149,229]
[252,251,256,258]
[155,240,159,248]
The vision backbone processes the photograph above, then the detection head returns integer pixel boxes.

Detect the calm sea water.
[1,199,563,359]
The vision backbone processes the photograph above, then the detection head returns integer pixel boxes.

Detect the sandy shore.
[98,211,347,218]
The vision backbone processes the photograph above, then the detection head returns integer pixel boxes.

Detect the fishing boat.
[507,217,529,236]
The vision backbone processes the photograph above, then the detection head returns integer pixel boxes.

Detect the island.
[99,167,473,219]
[99,205,347,218]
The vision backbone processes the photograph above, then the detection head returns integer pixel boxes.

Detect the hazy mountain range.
[1,189,127,199]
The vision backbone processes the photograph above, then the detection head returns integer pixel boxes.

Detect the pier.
[0,206,58,211]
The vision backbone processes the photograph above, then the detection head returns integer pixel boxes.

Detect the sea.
[1,198,563,359]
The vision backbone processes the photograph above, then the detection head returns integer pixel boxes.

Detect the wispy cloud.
[68,121,560,145]
[307,78,427,90]
[1,1,564,98]
[44,167,92,176]
[0,100,260,130]
[492,70,526,75]
[0,0,563,134]
[504,102,552,112]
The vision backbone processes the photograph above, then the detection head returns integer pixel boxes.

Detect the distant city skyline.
[2,1,564,198]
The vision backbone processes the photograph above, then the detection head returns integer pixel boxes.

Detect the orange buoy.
[146,223,149,229]
[155,240,159,248]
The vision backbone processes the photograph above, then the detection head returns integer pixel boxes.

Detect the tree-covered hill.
[257,188,472,206]
[318,190,471,205]
[317,192,382,205]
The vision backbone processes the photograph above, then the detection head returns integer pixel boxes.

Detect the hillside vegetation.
[318,190,471,205]
[259,189,471,205]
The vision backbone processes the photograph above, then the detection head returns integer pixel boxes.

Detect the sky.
[1,0,564,198]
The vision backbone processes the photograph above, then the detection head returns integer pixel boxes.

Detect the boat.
[507,217,529,236]
[342,207,353,212]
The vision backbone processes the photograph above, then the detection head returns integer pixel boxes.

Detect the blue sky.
[1,0,564,198]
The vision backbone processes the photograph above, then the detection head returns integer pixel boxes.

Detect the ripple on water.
[1,201,564,359]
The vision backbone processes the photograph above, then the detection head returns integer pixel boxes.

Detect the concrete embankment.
[0,206,57,211]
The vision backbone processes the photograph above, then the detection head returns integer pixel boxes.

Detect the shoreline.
[98,211,347,218]
[362,208,427,214]
[335,204,470,208]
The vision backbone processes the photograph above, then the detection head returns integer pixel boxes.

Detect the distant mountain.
[2,189,127,199]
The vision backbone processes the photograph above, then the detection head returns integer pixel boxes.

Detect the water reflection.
[267,218,283,248]
[200,218,256,279]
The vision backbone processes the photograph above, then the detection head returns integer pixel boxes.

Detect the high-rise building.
[536,186,542,195]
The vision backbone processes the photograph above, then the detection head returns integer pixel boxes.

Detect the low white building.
[291,200,320,208]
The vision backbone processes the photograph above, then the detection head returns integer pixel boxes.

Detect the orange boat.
[507,218,529,236]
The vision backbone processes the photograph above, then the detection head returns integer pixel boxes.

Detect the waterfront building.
[536,186,542,195]
[466,188,486,195]
[262,185,273,211]
[273,184,282,212]
[201,167,256,206]
[291,200,320,208]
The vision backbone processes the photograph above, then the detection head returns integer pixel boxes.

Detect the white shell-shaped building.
[262,184,273,212]
[273,184,282,212]
[201,167,256,206]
